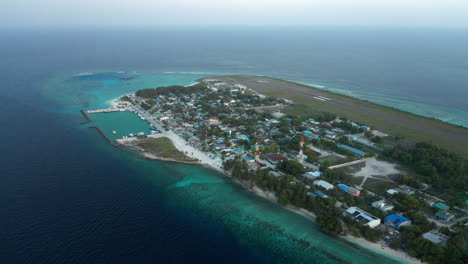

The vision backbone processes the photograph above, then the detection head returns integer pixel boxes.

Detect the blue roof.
[325,130,336,135]
[309,192,318,197]
[303,130,313,135]
[384,214,410,227]
[314,191,328,198]
[338,184,349,191]
[337,144,365,156]
[243,156,254,161]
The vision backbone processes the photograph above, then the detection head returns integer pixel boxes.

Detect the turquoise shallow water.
[37,71,408,263]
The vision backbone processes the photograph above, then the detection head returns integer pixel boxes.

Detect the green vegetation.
[281,104,322,119]
[397,225,467,264]
[135,83,208,98]
[224,159,348,236]
[383,142,467,204]
[135,137,197,162]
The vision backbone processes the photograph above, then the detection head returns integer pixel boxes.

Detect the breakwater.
[80,110,92,124]
[89,126,112,144]
[86,108,122,114]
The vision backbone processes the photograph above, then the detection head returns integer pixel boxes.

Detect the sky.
[3,0,468,28]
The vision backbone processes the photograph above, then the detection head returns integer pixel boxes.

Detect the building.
[384,214,411,228]
[372,199,395,212]
[432,203,449,211]
[314,191,328,198]
[398,185,416,195]
[435,211,455,222]
[360,125,371,131]
[344,207,381,228]
[337,144,366,156]
[265,153,287,165]
[386,189,399,195]
[337,183,361,197]
[422,230,448,246]
[303,171,322,179]
[242,155,255,163]
[209,117,219,125]
[313,180,334,190]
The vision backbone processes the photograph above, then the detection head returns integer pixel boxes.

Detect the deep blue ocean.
[1,27,467,264]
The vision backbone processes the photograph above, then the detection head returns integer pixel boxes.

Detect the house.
[338,184,361,197]
[303,171,322,179]
[337,144,366,156]
[432,203,449,211]
[398,185,416,195]
[435,211,455,222]
[386,189,399,195]
[372,199,395,212]
[422,230,448,246]
[344,207,381,228]
[313,180,334,190]
[314,191,328,198]
[209,117,219,125]
[265,153,287,164]
[384,214,411,228]
[233,84,247,90]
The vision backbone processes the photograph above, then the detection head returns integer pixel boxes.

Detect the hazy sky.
[3,0,468,27]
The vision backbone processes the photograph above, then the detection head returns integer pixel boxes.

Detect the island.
[83,75,467,264]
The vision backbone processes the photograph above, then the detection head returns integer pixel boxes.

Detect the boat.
[137,132,145,136]
[129,133,134,137]
[112,130,117,134]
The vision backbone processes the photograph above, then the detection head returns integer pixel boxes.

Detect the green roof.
[432,203,449,210]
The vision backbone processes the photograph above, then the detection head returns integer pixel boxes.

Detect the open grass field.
[201,75,468,158]
[136,137,197,162]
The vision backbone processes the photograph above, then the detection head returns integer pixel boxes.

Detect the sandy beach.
[343,236,423,264]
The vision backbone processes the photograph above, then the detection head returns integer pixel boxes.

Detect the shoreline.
[97,95,423,264]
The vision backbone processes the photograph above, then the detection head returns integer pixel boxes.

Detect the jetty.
[86,108,122,114]
[80,110,92,124]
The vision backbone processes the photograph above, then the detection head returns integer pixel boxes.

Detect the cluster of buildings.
[131,80,465,250]
[147,80,375,172]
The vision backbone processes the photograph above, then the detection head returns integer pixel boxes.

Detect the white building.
[303,171,321,179]
[313,180,334,190]
[372,199,395,212]
[345,207,381,228]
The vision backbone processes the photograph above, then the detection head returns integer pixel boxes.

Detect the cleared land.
[135,137,198,162]
[201,75,468,158]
